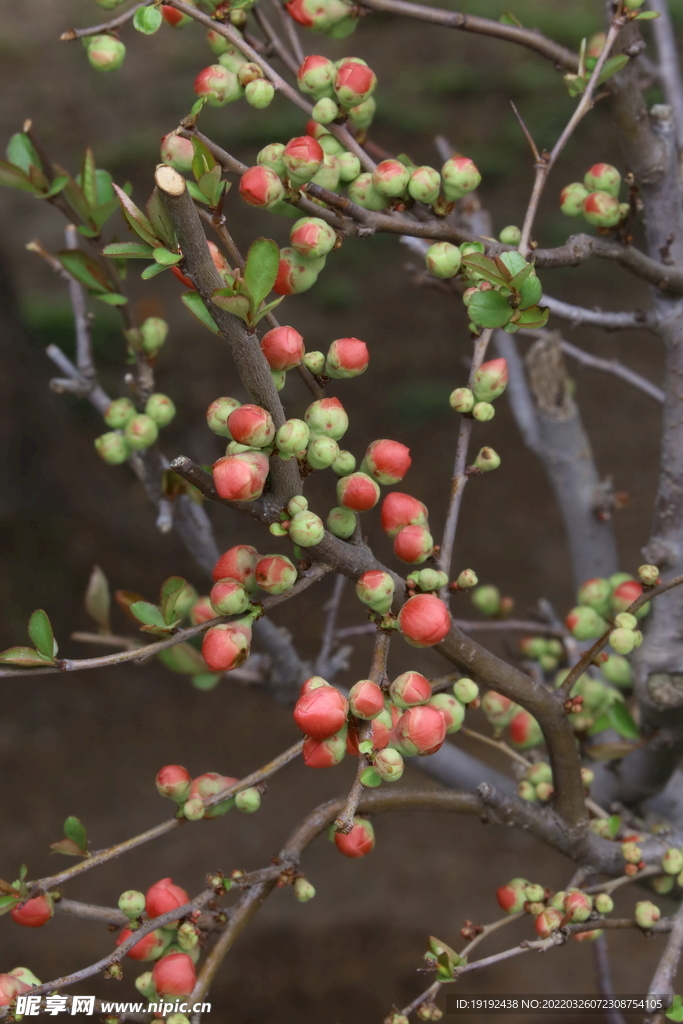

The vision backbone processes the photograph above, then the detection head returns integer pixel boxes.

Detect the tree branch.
[542,293,656,332]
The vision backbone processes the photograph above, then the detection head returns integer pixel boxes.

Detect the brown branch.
[648,898,683,999]
[60,1,151,40]
[542,293,656,332]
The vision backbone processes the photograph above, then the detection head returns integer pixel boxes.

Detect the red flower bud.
[11,895,53,929]
[194,65,242,106]
[372,159,410,198]
[255,554,297,595]
[429,693,465,734]
[160,133,194,173]
[393,524,434,564]
[116,926,167,961]
[583,190,621,228]
[300,675,332,696]
[535,908,563,938]
[152,952,196,997]
[356,569,394,613]
[260,326,305,370]
[227,404,275,448]
[212,451,270,502]
[0,976,28,1008]
[239,165,285,209]
[303,726,347,767]
[611,579,647,616]
[348,704,397,753]
[188,596,214,625]
[398,594,451,647]
[334,817,375,857]
[362,439,411,486]
[155,764,192,803]
[394,704,446,755]
[294,686,349,739]
[290,217,337,260]
[389,670,432,709]
[297,54,336,95]
[481,690,517,729]
[145,878,189,920]
[381,491,429,539]
[348,679,384,719]
[496,877,529,914]
[564,891,592,922]
[212,544,259,588]
[584,163,621,198]
[334,61,377,108]
[202,621,252,671]
[273,247,320,295]
[188,771,239,817]
[337,472,380,512]
[325,336,369,379]
[286,0,354,30]
[209,578,250,615]
[283,135,324,183]
[472,358,508,403]
[508,709,543,750]
[172,241,230,290]
[161,3,193,27]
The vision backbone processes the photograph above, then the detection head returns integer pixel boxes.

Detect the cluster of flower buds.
[155,763,261,821]
[406,568,449,593]
[470,583,514,618]
[449,358,507,454]
[565,572,650,649]
[285,0,358,38]
[296,55,377,127]
[114,877,199,979]
[554,668,625,735]
[95,391,176,465]
[560,164,628,229]
[517,761,554,804]
[193,36,276,110]
[481,691,543,750]
[518,635,565,673]
[496,878,606,942]
[376,490,435,569]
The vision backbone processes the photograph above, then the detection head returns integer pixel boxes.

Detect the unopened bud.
[441,156,481,200]
[307,435,339,469]
[635,900,661,929]
[638,564,659,585]
[235,787,261,812]
[105,397,136,429]
[332,450,356,476]
[609,627,635,655]
[277,418,310,454]
[456,569,478,589]
[294,877,316,902]
[662,848,683,875]
[87,34,126,72]
[583,191,621,228]
[374,747,404,781]
[145,393,176,428]
[194,64,242,106]
[289,510,325,547]
[372,159,410,198]
[95,431,130,465]
[118,890,146,919]
[560,182,590,217]
[408,165,441,205]
[499,225,521,245]
[472,401,494,422]
[472,447,500,472]
[327,506,356,539]
[240,165,285,209]
[584,163,621,199]
[453,678,478,703]
[125,413,159,451]
[426,242,462,279]
[303,350,325,374]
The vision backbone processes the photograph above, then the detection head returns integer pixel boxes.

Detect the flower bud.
[159,135,194,177]
[300,675,332,695]
[564,890,592,922]
[307,435,339,469]
[206,397,241,439]
[155,765,192,804]
[509,709,543,749]
[381,491,429,538]
[303,726,347,767]
[276,418,310,454]
[535,908,563,938]
[412,568,448,592]
[441,156,481,200]
[338,151,362,182]
[356,569,395,614]
[399,593,451,647]
[303,350,326,374]
[189,772,239,818]
[621,841,642,864]
[426,242,462,279]
[212,451,269,501]
[297,54,337,95]
[337,472,380,512]
[657,874,677,894]
[362,439,411,485]
[8,968,41,989]
[255,554,297,594]
[496,877,529,914]
[453,678,478,703]
[95,431,130,465]
[611,579,649,618]
[235,62,263,88]
[584,163,621,198]
[332,450,356,476]
[188,596,214,625]
[283,135,324,184]
[87,35,126,72]
[228,405,275,448]
[347,95,376,129]
[560,182,590,216]
[348,172,389,211]
[152,952,196,997]
[334,61,377,107]
[194,65,242,106]
[601,654,632,688]
[609,628,635,655]
[245,79,275,108]
[394,524,434,564]
[239,165,285,209]
[134,970,157,1002]
[116,926,168,961]
[638,564,659,586]
[408,166,441,204]
[139,316,169,356]
[312,97,339,123]
[325,336,369,379]
[518,780,537,802]
[374,747,404,781]
[456,569,478,589]
[235,787,261,812]
[349,679,385,719]
[482,690,517,729]
[615,612,638,630]
[594,892,614,914]
[274,247,320,295]
[257,142,287,178]
[202,621,252,671]
[118,889,147,919]
[372,159,410,198]
[661,848,683,875]
[472,585,501,616]
[472,402,494,422]
[635,901,661,929]
[290,217,336,261]
[429,693,466,734]
[11,895,53,929]
[311,151,341,191]
[577,577,611,616]
[473,447,500,472]
[290,509,325,546]
[146,877,190,920]
[583,191,621,228]
[294,877,316,902]
[105,397,136,429]
[328,506,356,538]
[210,578,250,614]
[472,358,508,402]
[212,544,259,589]
[389,671,432,709]
[394,704,446,755]
[499,225,521,245]
[125,413,159,451]
[565,606,608,640]
[449,387,475,413]
[145,393,176,428]
[334,817,375,857]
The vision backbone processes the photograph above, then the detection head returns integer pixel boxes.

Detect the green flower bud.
[271,368,286,391]
[472,358,508,402]
[347,95,376,130]
[327,506,356,538]
[124,414,159,451]
[594,892,614,914]
[609,627,635,655]
[311,152,341,191]
[235,787,261,812]
[583,190,621,228]
[453,678,478,703]
[87,34,126,72]
[319,133,346,156]
[217,43,248,72]
[425,242,462,279]
[472,401,495,422]
[638,564,659,585]
[312,97,340,123]
[118,889,146,919]
[276,418,310,453]
[657,874,677,894]
[140,316,169,355]
[306,397,348,440]
[303,351,325,374]
[601,654,632,688]
[635,900,661,929]
[348,172,389,211]
[207,397,241,438]
[290,510,325,547]
[95,431,130,465]
[307,435,339,469]
[408,166,441,205]
[473,446,500,471]
[244,77,274,109]
[372,159,410,199]
[499,225,521,245]
[359,765,383,787]
[288,495,308,516]
[104,397,136,429]
[472,585,501,616]
[145,393,176,427]
[584,163,621,199]
[294,878,316,902]
[338,151,361,182]
[661,848,683,875]
[449,387,475,413]
[614,612,638,631]
[413,568,449,592]
[257,142,287,179]
[332,450,356,476]
[518,780,537,802]
[183,796,207,821]
[456,569,478,589]
[560,182,590,217]
[374,747,404,781]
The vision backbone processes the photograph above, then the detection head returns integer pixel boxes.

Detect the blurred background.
[0,0,680,1018]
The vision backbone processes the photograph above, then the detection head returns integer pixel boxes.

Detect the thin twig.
[316,574,347,675]
[252,5,300,77]
[542,293,656,332]
[64,225,96,380]
[558,338,664,403]
[270,0,305,65]
[60,1,151,40]
[649,899,683,998]
[648,0,683,151]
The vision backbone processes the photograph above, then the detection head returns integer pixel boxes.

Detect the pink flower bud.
[429,693,465,734]
[239,165,285,209]
[374,747,404,781]
[508,709,543,750]
[146,878,189,920]
[496,877,529,914]
[635,900,661,929]
[426,242,462,279]
[0,975,28,1007]
[156,764,192,803]
[334,817,375,857]
[306,396,349,439]
[297,54,337,95]
[87,35,126,72]
[290,216,337,260]
[398,593,451,647]
[189,772,239,818]
[227,404,275,448]
[348,172,389,211]
[389,671,432,709]
[408,165,441,205]
[472,358,508,403]
[565,606,608,641]
[611,579,647,616]
[300,675,332,696]
[294,686,349,739]
[482,690,517,729]
[584,163,621,198]
[194,65,242,106]
[337,472,380,512]
[583,191,621,228]
[283,135,324,183]
[564,891,592,922]
[560,182,590,216]
[325,336,369,379]
[356,569,395,614]
[393,524,434,564]
[152,952,196,997]
[372,159,410,198]
[212,451,270,502]
[303,726,347,767]
[209,578,250,615]
[441,156,481,200]
[273,247,320,295]
[286,0,354,31]
[334,61,377,108]
[535,908,563,938]
[202,621,251,671]
[116,926,167,961]
[187,596,213,626]
[160,133,194,173]
[348,679,385,719]
[362,439,411,486]
[394,704,446,755]
[381,492,429,539]
[212,544,259,589]
[11,895,53,929]
[255,554,297,595]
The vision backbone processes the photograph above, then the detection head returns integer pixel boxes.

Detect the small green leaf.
[0,160,39,193]
[95,292,128,305]
[181,291,220,334]
[197,166,224,207]
[211,293,252,324]
[146,188,176,247]
[468,289,513,329]
[50,838,89,858]
[160,576,188,625]
[190,97,207,117]
[129,601,166,629]
[0,647,52,667]
[517,275,542,310]
[244,237,280,311]
[7,133,42,174]
[251,295,284,327]
[507,262,533,291]
[90,199,120,231]
[141,262,171,280]
[94,168,115,207]
[186,181,211,206]
[191,136,217,181]
[597,54,629,86]
[635,10,660,18]
[85,565,111,633]
[102,241,154,259]
[462,253,510,288]
[113,184,161,247]
[0,895,20,916]
[41,175,69,199]
[134,5,162,32]
[57,249,111,293]
[80,147,98,209]
[64,815,88,853]
[157,642,211,674]
[55,165,95,226]
[28,609,55,660]
[499,10,523,27]
[153,247,183,266]
[666,995,683,1022]
[608,702,640,740]
[498,250,527,277]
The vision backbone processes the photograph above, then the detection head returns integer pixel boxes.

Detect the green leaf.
[157,641,210,674]
[510,304,549,329]
[54,165,95,227]
[0,878,17,895]
[181,291,220,334]
[141,262,170,280]
[0,647,53,667]
[42,175,69,198]
[517,274,542,310]
[211,293,252,324]
[498,250,527,277]
[112,184,161,247]
[153,247,183,266]
[85,565,111,633]
[190,97,207,117]
[94,168,115,207]
[186,181,211,206]
[28,609,55,660]
[95,292,128,305]
[461,253,510,288]
[197,165,224,207]
[251,295,284,326]
[129,601,166,629]
[0,160,39,193]
[507,262,533,291]
[191,136,217,181]
[146,187,176,247]
[608,702,640,740]
[50,838,89,858]
[64,815,88,853]
[159,576,188,625]
[586,741,640,761]
[80,147,98,209]
[635,10,660,18]
[27,164,50,193]
[134,5,162,32]
[7,133,42,174]
[597,54,629,86]
[0,894,20,916]
[499,10,523,27]
[57,249,111,293]
[666,995,683,1022]
[102,241,155,259]
[90,199,120,231]
[244,237,281,311]
[115,589,147,619]
[468,289,513,329]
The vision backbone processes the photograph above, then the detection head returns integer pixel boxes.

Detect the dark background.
[0,1,680,1018]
